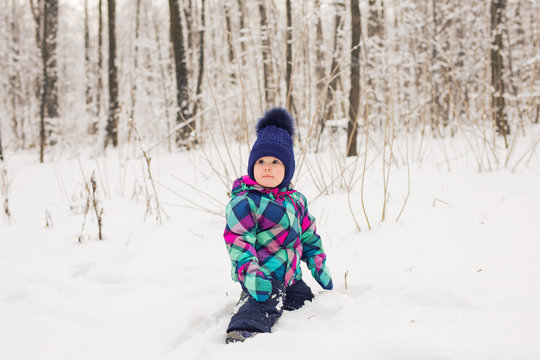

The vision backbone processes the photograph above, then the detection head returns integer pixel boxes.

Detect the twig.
[128,118,163,224]
[1,168,12,224]
[396,116,412,223]
[89,173,104,240]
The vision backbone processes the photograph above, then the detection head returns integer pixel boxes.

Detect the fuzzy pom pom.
[256,107,295,137]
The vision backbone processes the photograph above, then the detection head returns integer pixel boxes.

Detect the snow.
[1,143,539,360]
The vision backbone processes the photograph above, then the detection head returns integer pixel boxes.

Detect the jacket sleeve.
[299,194,333,290]
[224,196,272,302]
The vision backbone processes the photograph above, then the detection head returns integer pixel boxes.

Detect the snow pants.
[226,279,315,333]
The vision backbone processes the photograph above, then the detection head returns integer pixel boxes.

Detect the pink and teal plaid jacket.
[224,176,332,302]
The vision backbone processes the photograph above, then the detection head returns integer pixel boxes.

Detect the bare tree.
[430,0,449,130]
[490,0,510,142]
[348,0,361,157]
[314,0,325,139]
[128,0,143,140]
[192,0,205,122]
[168,0,190,146]
[224,1,236,83]
[30,0,59,161]
[319,1,345,143]
[236,0,247,66]
[285,0,294,111]
[8,0,24,147]
[367,0,384,128]
[105,0,119,148]
[41,0,59,122]
[90,0,104,135]
[259,0,275,107]
[84,0,91,110]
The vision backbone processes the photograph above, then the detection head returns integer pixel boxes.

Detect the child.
[223,107,333,344]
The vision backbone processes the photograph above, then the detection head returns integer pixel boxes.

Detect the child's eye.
[272,160,281,164]
[257,159,264,164]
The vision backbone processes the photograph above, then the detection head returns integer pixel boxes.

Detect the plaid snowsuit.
[224,176,332,303]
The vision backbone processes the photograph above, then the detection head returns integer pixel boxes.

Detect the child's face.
[253,156,285,188]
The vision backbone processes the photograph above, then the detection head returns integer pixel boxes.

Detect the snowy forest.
[1,0,540,359]
[1,0,538,161]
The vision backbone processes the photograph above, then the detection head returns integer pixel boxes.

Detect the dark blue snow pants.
[226,279,315,333]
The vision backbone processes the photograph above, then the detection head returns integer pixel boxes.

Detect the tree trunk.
[39,0,48,162]
[236,0,247,65]
[322,1,345,134]
[31,0,59,155]
[129,0,142,138]
[224,1,235,82]
[44,0,59,121]
[347,0,361,157]
[490,0,510,140]
[150,6,173,151]
[259,0,275,107]
[95,0,103,131]
[430,0,442,130]
[105,0,119,148]
[9,0,23,146]
[168,0,191,146]
[192,0,205,122]
[285,0,294,110]
[84,0,92,110]
[314,0,325,138]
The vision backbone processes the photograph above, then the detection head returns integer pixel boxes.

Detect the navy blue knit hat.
[248,107,296,188]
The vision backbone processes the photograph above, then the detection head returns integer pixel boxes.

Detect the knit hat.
[247,107,296,188]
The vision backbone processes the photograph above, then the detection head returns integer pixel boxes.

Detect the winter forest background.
[1,0,538,162]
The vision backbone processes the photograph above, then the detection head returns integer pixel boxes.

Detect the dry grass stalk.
[1,168,11,224]
[128,118,163,224]
[89,174,104,240]
[45,209,54,228]
[78,159,104,241]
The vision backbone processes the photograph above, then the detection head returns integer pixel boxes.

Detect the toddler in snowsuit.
[223,107,333,343]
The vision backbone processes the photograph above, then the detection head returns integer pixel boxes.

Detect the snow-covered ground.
[1,140,539,360]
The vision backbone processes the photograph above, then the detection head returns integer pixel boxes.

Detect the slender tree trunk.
[490,0,510,141]
[44,0,59,121]
[95,0,103,130]
[347,0,361,157]
[224,1,236,82]
[430,0,442,130]
[259,0,275,107]
[84,0,92,110]
[192,0,205,121]
[236,0,247,65]
[315,0,326,150]
[105,0,119,148]
[168,0,190,145]
[9,0,22,146]
[367,0,382,127]
[128,0,142,140]
[322,1,345,133]
[150,6,173,151]
[39,0,47,162]
[31,0,59,152]
[285,0,294,110]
